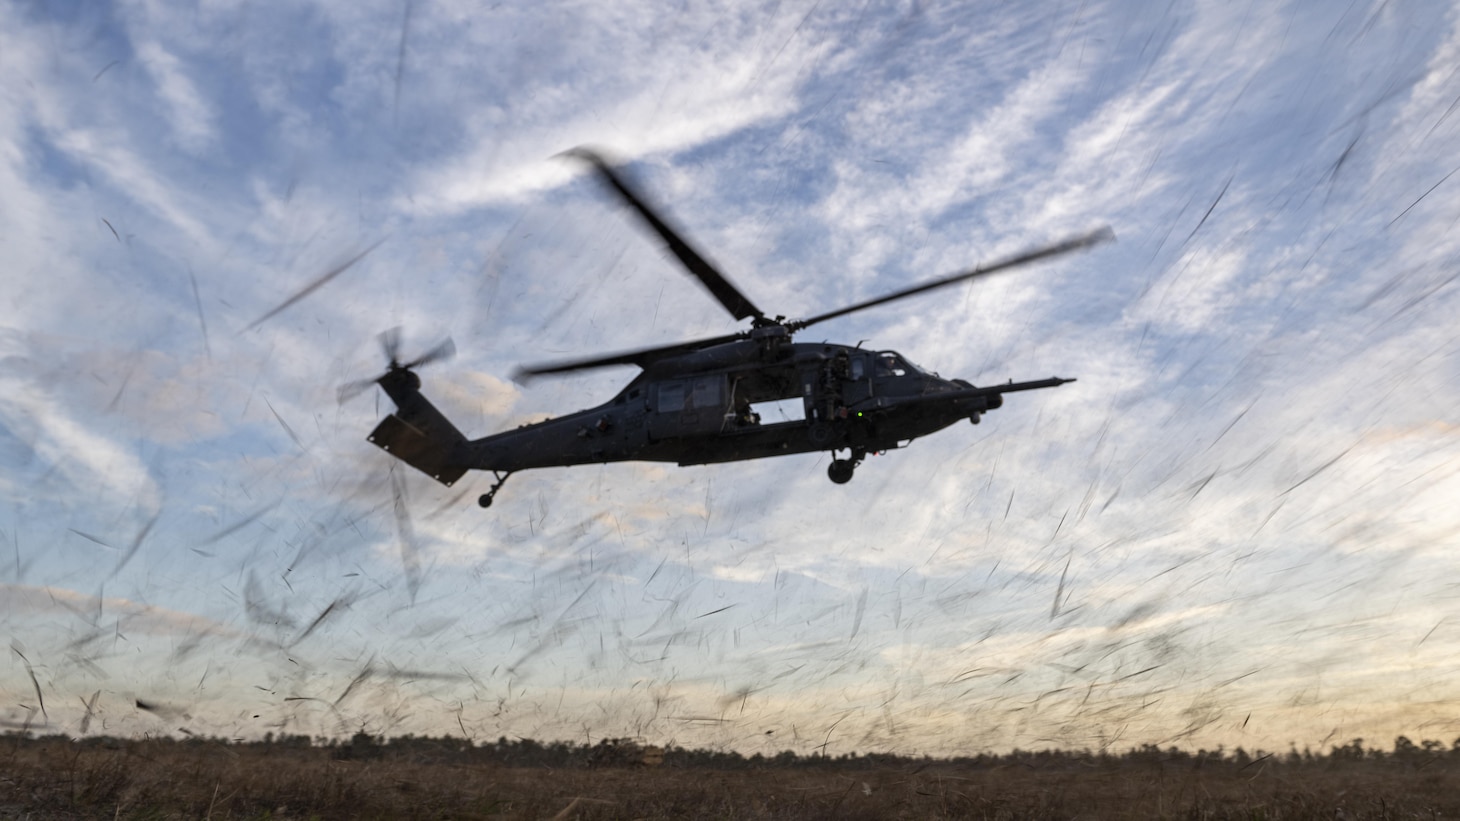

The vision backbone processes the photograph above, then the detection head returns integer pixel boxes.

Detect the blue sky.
[3,0,1460,755]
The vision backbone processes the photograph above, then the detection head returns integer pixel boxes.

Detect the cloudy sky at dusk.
[4,0,1460,756]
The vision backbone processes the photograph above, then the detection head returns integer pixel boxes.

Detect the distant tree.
[1332,738,1366,761]
[333,731,382,761]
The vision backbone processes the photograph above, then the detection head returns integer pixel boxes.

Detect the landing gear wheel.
[828,459,855,484]
[478,470,514,509]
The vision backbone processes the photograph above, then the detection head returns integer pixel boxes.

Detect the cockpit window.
[874,351,912,377]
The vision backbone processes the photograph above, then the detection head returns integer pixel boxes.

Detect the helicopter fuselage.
[368,339,1069,502]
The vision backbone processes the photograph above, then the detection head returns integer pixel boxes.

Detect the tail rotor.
[338,327,456,404]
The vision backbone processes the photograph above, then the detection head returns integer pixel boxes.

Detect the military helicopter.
[347,148,1111,508]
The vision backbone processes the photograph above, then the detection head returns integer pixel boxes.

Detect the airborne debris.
[244,238,387,332]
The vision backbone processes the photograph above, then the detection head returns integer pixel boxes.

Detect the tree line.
[14,730,1460,771]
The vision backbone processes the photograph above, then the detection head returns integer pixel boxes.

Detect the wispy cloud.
[1,583,241,639]
[133,38,217,153]
[0,365,162,511]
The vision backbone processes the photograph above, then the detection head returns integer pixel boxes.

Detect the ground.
[2,734,1456,819]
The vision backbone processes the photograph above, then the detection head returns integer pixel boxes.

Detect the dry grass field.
[3,733,1457,819]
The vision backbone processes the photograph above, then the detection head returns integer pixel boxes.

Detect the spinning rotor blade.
[513,331,746,382]
[379,326,404,365]
[403,337,456,370]
[336,377,380,404]
[337,331,456,403]
[788,227,1115,332]
[564,147,765,324]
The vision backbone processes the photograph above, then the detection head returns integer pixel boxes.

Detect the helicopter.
[347,148,1112,508]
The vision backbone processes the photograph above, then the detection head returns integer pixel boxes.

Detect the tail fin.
[367,370,469,486]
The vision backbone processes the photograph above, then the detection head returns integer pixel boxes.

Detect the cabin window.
[751,397,805,423]
[658,377,724,412]
[658,381,686,412]
[690,377,722,409]
[850,355,865,380]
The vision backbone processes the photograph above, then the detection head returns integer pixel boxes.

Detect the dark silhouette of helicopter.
[347,148,1112,508]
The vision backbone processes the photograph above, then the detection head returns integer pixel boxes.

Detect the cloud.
[133,38,217,153]
[1,583,242,639]
[398,2,827,211]
[52,128,215,246]
[0,351,163,511]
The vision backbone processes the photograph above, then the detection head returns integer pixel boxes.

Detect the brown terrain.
[2,732,1456,819]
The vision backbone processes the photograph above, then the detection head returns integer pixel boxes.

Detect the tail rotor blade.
[337,377,381,405]
[339,330,456,403]
[406,337,456,370]
[378,326,404,366]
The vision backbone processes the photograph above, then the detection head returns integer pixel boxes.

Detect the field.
[2,734,1458,819]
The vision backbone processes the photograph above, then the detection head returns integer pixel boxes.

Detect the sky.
[3,0,1460,757]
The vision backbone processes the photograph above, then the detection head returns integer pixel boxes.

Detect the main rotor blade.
[513,331,745,382]
[564,147,765,323]
[788,227,1115,332]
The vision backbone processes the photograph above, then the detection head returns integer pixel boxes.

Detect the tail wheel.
[479,471,513,508]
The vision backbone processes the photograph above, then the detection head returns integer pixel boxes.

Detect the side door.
[841,352,873,407]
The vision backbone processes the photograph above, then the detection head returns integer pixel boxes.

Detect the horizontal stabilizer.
[368,414,468,486]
